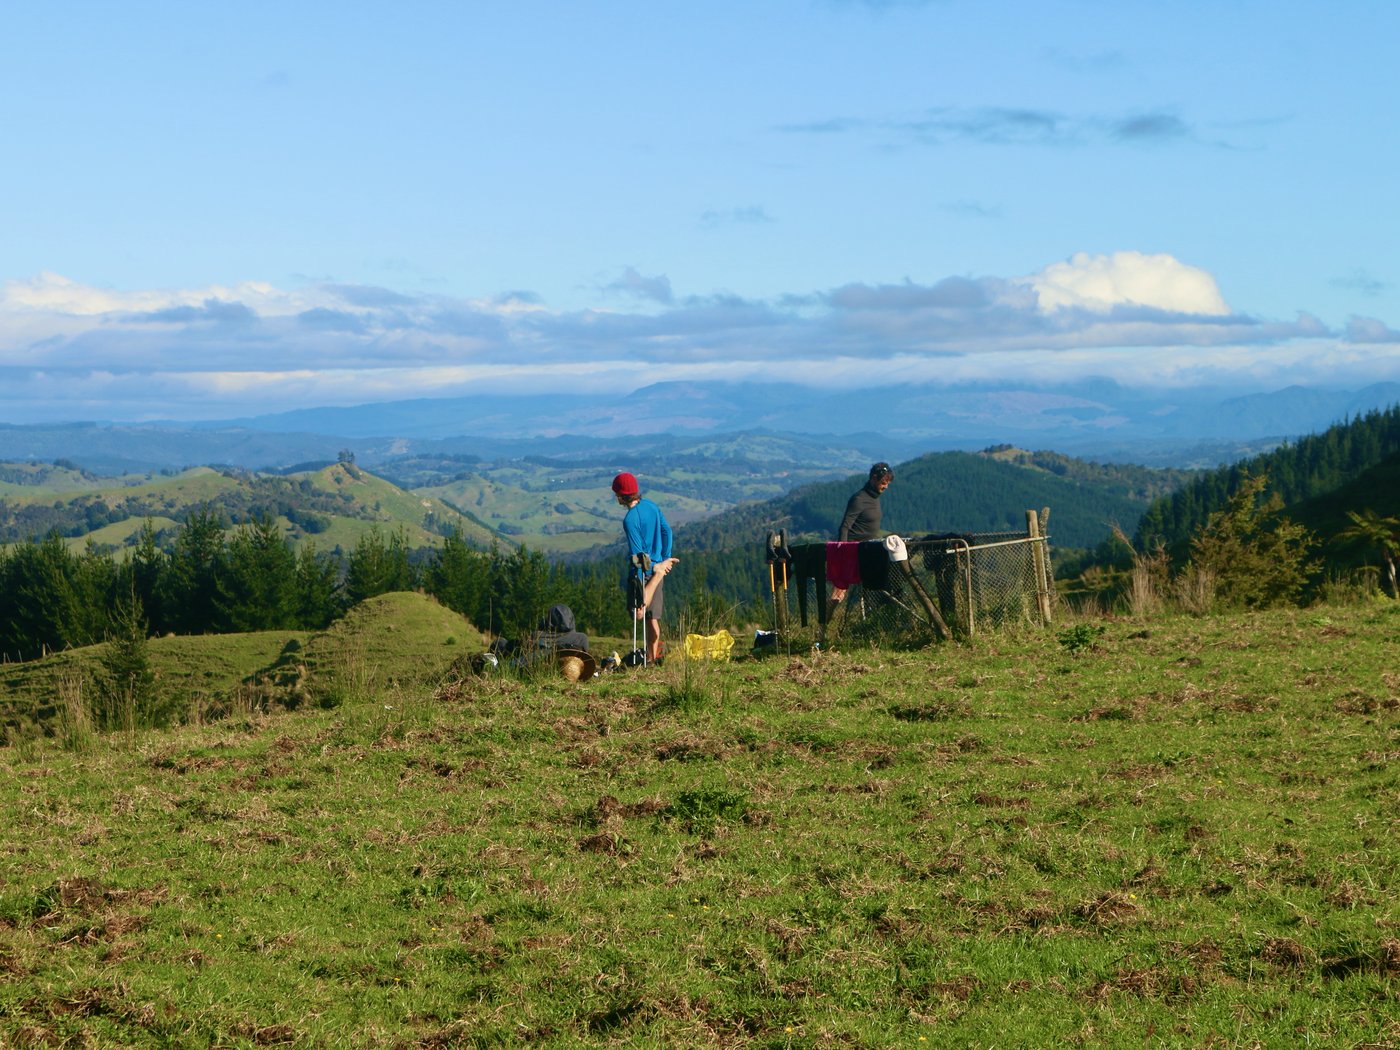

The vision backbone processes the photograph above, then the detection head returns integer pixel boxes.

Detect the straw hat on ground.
[557,648,598,682]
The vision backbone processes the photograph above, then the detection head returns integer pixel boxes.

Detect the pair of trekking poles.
[626,553,653,667]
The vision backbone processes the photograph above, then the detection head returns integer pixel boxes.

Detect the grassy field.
[0,599,1396,1046]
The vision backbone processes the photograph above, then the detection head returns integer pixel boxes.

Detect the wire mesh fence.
[767,525,1053,649]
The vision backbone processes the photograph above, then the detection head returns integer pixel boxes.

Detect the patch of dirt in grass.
[897,853,965,879]
[764,918,814,961]
[22,877,167,935]
[907,974,981,1003]
[1085,964,1200,1002]
[653,733,727,762]
[850,743,897,768]
[1112,762,1169,780]
[572,746,610,769]
[551,715,604,742]
[405,756,488,780]
[1071,704,1138,723]
[1002,905,1060,933]
[229,1022,299,1046]
[1073,891,1142,925]
[148,750,235,774]
[1259,936,1311,969]
[18,982,163,1028]
[1323,881,1375,908]
[824,779,890,797]
[1211,694,1273,714]
[58,912,150,947]
[228,761,292,790]
[589,794,668,829]
[578,831,624,854]
[1333,690,1398,715]
[778,657,821,686]
[0,946,28,976]
[1361,749,1400,770]
[887,699,973,721]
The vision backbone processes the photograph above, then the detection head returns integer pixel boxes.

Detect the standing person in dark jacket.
[611,471,674,664]
[832,462,893,604]
[838,462,893,541]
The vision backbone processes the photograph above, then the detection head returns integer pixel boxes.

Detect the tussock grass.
[0,602,1397,1046]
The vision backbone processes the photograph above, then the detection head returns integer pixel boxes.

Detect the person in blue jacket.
[612,471,674,664]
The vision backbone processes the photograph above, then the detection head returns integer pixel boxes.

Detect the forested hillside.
[673,449,1192,555]
[1133,404,1400,554]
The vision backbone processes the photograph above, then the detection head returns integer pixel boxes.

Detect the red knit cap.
[611,472,639,497]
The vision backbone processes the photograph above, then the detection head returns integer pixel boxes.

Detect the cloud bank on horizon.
[3,251,1397,424]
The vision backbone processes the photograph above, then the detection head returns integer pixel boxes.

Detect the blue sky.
[2,0,1398,423]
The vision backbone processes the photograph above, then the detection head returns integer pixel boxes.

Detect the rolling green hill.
[417,470,726,555]
[387,430,887,554]
[0,462,501,553]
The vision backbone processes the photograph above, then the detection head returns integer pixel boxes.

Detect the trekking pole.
[766,530,791,637]
[629,553,652,666]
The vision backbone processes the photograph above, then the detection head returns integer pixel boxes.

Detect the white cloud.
[0,255,1395,424]
[1022,251,1230,316]
[1,271,298,317]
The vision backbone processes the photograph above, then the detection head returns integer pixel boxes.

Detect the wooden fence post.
[1027,509,1053,625]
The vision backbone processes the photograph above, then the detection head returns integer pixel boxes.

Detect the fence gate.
[768,511,1053,647]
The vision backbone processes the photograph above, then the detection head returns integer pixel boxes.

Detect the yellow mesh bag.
[682,630,736,661]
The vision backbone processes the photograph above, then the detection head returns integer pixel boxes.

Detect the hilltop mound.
[224,591,489,712]
[0,592,487,742]
[299,591,487,690]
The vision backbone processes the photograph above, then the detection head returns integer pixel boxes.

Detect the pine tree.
[96,592,168,730]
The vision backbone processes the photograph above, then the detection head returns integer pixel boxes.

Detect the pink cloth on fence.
[826,541,862,589]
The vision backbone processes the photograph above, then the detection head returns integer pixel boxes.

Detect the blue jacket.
[623,498,673,574]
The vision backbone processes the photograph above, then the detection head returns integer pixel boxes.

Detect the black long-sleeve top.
[837,482,883,541]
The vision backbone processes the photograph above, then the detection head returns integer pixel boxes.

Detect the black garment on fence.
[790,540,893,626]
[790,543,827,627]
[856,540,891,591]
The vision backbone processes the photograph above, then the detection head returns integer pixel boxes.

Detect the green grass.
[0,600,1397,1046]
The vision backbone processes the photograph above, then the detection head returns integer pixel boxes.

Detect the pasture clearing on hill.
[0,601,1397,1046]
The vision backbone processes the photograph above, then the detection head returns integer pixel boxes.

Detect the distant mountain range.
[1,379,1397,474]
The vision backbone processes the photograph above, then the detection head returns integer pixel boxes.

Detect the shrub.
[1186,471,1317,610]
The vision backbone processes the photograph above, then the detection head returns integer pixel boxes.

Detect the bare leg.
[635,557,676,664]
[647,617,662,663]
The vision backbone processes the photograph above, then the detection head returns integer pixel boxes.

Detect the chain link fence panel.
[768,530,1053,649]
